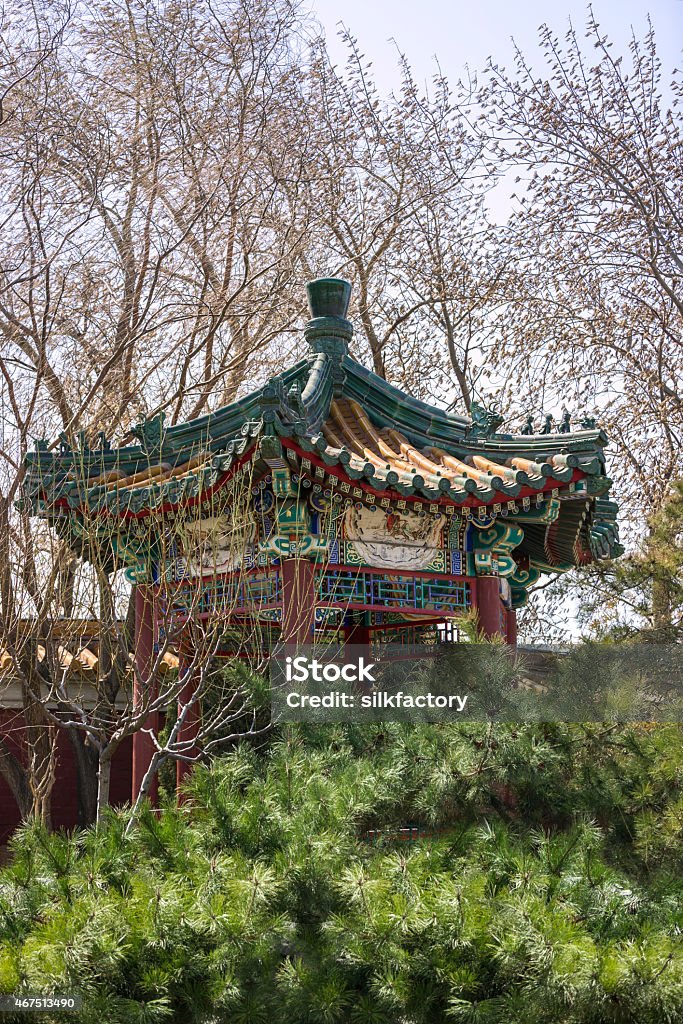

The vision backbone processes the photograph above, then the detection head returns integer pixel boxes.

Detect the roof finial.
[304,277,353,365]
[306,277,352,320]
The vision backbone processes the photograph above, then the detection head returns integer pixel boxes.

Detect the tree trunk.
[67,727,99,826]
[652,575,673,638]
[648,516,674,639]
[126,750,163,833]
[0,737,32,820]
[20,657,56,830]
[97,752,113,823]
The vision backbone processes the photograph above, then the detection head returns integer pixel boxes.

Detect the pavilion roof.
[21,279,622,567]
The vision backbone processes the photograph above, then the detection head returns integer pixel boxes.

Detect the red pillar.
[475,576,505,640]
[343,615,371,648]
[132,584,159,806]
[176,636,200,800]
[343,615,372,693]
[505,607,518,647]
[281,558,316,645]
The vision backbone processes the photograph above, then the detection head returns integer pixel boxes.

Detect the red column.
[505,607,518,647]
[343,615,371,647]
[476,576,505,640]
[176,636,200,800]
[343,614,372,693]
[281,558,316,645]
[132,584,159,806]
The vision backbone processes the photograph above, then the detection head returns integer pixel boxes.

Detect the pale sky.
[308,0,682,96]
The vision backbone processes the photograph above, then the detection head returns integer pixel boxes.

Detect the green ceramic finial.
[306,278,352,320]
[304,278,353,372]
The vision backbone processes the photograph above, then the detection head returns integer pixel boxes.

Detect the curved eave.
[29,435,260,520]
[281,395,609,507]
[23,359,314,493]
[343,357,609,457]
[282,435,592,510]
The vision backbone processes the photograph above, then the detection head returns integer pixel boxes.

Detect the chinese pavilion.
[22,278,622,801]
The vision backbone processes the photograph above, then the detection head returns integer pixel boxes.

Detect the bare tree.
[0,0,76,827]
[479,11,682,520]
[470,12,683,638]
[0,0,318,827]
[305,33,503,409]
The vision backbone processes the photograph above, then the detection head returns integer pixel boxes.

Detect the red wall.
[0,710,132,844]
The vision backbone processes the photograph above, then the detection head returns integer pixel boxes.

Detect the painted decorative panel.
[343,505,444,571]
[182,516,256,576]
